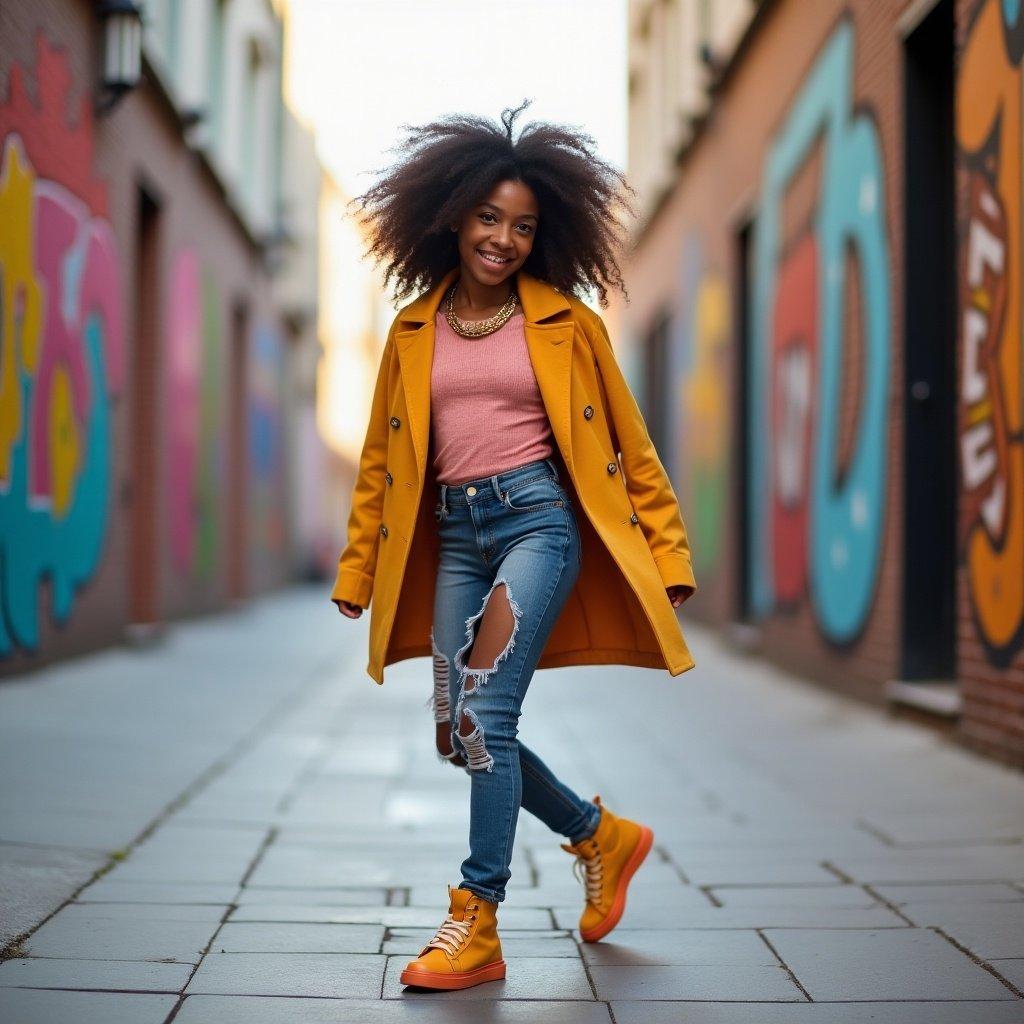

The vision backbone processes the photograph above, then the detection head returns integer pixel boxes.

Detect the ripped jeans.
[428,456,602,904]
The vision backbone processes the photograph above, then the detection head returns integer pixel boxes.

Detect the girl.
[334,100,697,991]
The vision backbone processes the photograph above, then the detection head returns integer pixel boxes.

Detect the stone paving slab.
[707,885,883,908]
[552,904,906,930]
[227,902,553,928]
[0,956,192,991]
[212,922,385,953]
[764,927,1017,1000]
[235,885,390,905]
[872,882,1024,904]
[184,951,386,997]
[0,988,177,1024]
[940,920,1024,959]
[578,929,780,966]
[173,995,615,1023]
[992,960,1024,990]
[24,903,224,962]
[0,842,108,949]
[591,962,803,1001]
[610,1001,1024,1023]
[383,954,593,999]
[76,880,241,905]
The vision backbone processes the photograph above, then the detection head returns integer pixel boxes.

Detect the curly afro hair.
[348,98,638,309]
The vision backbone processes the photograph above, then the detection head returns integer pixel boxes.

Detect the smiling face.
[454,178,539,291]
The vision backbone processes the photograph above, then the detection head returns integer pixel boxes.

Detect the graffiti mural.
[748,17,891,644]
[249,323,286,554]
[0,34,124,655]
[669,233,730,578]
[167,251,225,578]
[956,0,1024,667]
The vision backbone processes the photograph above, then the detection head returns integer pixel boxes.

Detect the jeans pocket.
[502,475,566,513]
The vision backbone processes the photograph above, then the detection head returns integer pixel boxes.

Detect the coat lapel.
[394,268,576,483]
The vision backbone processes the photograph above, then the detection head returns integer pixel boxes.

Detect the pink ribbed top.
[430,308,554,484]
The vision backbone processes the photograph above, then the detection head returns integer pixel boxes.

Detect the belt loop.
[545,456,559,483]
[436,482,448,521]
[490,473,502,502]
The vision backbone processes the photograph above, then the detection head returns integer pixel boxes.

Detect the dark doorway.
[734,217,754,623]
[642,308,671,455]
[129,186,161,629]
[901,0,956,680]
[227,302,249,602]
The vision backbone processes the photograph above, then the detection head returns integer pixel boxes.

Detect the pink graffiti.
[29,183,123,502]
[167,250,202,570]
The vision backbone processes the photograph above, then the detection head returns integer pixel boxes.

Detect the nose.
[492,223,514,250]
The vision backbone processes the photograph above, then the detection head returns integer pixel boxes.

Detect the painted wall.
[620,0,1024,765]
[0,12,306,672]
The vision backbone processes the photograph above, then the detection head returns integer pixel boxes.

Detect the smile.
[476,249,512,266]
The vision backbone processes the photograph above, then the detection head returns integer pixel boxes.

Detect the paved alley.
[0,585,1022,1023]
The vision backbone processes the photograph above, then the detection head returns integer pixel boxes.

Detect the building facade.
[0,0,325,672]
[620,0,1023,766]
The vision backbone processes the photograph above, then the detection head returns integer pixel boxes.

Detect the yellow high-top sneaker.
[399,884,506,990]
[560,794,653,942]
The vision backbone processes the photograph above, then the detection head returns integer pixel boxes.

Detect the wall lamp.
[96,0,144,115]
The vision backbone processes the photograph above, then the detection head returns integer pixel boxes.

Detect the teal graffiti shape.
[748,18,891,642]
[0,313,111,654]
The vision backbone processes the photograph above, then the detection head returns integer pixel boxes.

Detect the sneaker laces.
[565,840,604,906]
[422,912,474,957]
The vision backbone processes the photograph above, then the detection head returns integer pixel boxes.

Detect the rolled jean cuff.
[567,801,602,845]
[458,881,504,905]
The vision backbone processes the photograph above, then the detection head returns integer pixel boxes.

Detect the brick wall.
[0,1,297,675]
[619,0,1024,766]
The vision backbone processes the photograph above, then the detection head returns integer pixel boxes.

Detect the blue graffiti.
[0,314,112,654]
[748,18,891,642]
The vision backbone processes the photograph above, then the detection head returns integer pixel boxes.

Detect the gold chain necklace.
[444,282,519,338]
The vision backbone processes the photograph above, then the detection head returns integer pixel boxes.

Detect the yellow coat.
[331,267,698,684]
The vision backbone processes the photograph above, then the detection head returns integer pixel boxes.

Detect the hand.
[335,600,363,619]
[666,584,694,608]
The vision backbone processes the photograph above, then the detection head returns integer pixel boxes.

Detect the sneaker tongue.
[449,886,474,921]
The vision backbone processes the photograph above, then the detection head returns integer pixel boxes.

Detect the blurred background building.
[0,0,340,672]
[613,0,1023,766]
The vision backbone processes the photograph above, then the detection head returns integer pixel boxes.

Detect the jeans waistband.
[436,457,560,513]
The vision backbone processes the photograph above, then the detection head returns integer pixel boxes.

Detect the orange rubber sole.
[580,825,654,943]
[400,958,507,990]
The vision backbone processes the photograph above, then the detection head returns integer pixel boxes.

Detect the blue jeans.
[430,456,602,904]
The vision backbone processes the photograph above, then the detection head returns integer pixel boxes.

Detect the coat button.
[583,405,594,420]
[629,512,639,525]
[389,416,400,429]
[380,524,388,537]
[606,461,617,474]
[385,472,393,485]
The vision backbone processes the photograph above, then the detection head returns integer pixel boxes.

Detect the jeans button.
[466,485,477,496]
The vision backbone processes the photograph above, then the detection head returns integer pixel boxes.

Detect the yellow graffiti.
[957,0,1024,655]
[0,137,43,482]
[683,271,730,571]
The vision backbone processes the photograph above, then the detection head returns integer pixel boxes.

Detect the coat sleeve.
[330,326,396,609]
[585,310,697,600]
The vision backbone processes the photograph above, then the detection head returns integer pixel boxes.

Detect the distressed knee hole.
[449,578,523,773]
[456,706,495,772]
